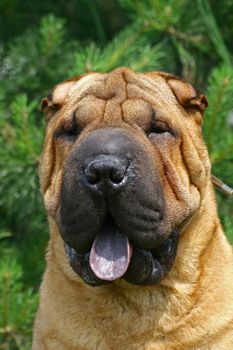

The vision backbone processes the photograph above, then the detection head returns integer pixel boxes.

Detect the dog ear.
[41,79,80,122]
[167,77,208,113]
[41,94,60,122]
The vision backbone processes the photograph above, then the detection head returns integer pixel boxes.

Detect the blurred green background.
[0,0,233,348]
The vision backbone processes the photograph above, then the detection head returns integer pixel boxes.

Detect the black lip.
[124,228,179,285]
[65,245,110,286]
[65,226,179,286]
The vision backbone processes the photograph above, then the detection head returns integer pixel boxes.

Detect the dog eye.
[54,126,78,142]
[54,114,80,142]
[147,121,173,138]
[150,126,170,134]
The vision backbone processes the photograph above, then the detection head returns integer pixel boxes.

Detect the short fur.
[33,68,233,349]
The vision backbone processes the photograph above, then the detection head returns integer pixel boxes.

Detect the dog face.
[40,68,209,286]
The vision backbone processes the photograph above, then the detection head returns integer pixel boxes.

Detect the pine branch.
[0,256,38,349]
[86,0,106,43]
[70,24,164,75]
[167,26,204,45]
[197,0,232,65]
[204,65,233,154]
[0,94,46,236]
[212,175,233,197]
[120,0,187,31]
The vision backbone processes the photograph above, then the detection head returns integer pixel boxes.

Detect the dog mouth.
[89,216,133,281]
[65,214,179,286]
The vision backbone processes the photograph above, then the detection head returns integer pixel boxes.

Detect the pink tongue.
[89,229,132,281]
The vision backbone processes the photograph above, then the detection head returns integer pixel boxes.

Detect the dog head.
[40,68,209,286]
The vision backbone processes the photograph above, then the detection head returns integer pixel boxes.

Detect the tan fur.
[33,68,233,349]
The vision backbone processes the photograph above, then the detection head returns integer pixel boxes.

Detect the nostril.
[84,165,100,185]
[110,168,125,184]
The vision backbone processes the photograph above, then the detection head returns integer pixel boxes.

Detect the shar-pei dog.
[33,68,233,350]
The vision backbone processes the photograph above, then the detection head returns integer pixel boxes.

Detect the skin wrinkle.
[73,99,105,130]
[185,125,206,168]
[171,149,190,191]
[180,139,193,193]
[100,100,108,124]
[167,156,200,207]
[122,218,158,232]
[46,133,74,217]
[122,213,156,227]
[185,126,210,178]
[181,134,206,194]
[42,107,79,201]
[123,101,154,133]
[120,103,126,124]
[127,83,174,111]
[69,92,97,115]
[101,72,128,126]
[137,196,161,213]
[43,133,56,197]
[64,80,108,117]
[157,149,181,202]
[133,212,160,223]
[67,74,103,100]
[126,72,172,102]
[121,71,129,124]
[185,126,203,161]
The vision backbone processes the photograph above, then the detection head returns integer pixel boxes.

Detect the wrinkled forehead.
[52,68,179,119]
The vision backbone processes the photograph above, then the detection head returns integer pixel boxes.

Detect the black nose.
[83,155,129,191]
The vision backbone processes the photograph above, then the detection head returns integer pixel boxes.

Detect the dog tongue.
[89,229,132,281]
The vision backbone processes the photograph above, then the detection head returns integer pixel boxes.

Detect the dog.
[32,68,233,349]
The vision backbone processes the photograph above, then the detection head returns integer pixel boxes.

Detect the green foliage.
[197,0,231,64]
[121,0,188,30]
[69,27,166,75]
[203,65,233,236]
[0,94,44,230]
[0,1,233,348]
[0,250,38,350]
[204,65,233,160]
[0,15,79,103]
